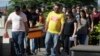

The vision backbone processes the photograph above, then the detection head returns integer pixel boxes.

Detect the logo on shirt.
[51,16,58,22]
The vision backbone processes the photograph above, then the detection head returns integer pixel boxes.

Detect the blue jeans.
[12,31,25,56]
[45,32,60,56]
[32,39,38,53]
[63,35,71,55]
[24,37,32,54]
[77,34,87,45]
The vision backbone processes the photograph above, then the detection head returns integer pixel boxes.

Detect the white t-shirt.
[7,12,27,32]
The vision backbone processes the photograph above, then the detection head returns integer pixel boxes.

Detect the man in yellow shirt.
[45,3,64,56]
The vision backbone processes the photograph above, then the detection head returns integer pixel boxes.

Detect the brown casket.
[28,27,43,39]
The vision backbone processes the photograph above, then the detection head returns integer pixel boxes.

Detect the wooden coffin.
[28,28,43,39]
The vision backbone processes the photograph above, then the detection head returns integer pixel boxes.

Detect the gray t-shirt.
[77,18,89,34]
[75,13,80,21]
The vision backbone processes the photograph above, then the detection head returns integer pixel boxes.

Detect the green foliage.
[91,21,100,40]
[89,21,100,45]
[94,22,100,39]
[8,0,97,17]
[9,0,96,7]
[8,0,97,20]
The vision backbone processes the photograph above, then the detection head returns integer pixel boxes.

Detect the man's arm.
[59,24,64,35]
[24,21,29,33]
[72,22,77,37]
[45,12,51,32]
[23,13,29,33]
[59,14,64,35]
[90,14,94,32]
[90,18,93,32]
[45,21,49,32]
[4,20,11,38]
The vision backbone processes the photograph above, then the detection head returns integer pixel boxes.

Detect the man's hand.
[3,31,9,38]
[72,34,77,38]
[88,27,93,33]
[58,32,61,36]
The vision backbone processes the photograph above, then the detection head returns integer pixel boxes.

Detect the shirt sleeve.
[23,13,27,22]
[7,13,12,21]
[46,12,51,22]
[61,14,64,25]
[74,19,77,23]
[98,12,100,20]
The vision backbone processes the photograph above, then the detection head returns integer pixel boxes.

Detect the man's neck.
[54,11,60,14]
[15,12,21,15]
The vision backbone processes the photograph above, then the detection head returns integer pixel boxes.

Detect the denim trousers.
[45,32,60,56]
[24,37,31,53]
[63,35,71,55]
[12,31,25,56]
[32,38,38,52]
[77,34,87,45]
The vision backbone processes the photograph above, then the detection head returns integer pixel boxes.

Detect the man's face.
[72,8,76,13]
[76,6,80,11]
[15,10,21,15]
[93,8,97,12]
[35,9,39,14]
[53,5,60,13]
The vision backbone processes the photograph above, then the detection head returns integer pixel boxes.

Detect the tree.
[9,0,96,7]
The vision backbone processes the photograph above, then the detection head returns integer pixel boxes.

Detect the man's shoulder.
[21,12,26,17]
[49,11,54,14]
[10,12,15,14]
[21,12,26,15]
[8,12,15,17]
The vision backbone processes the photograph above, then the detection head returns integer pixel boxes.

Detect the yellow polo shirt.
[46,11,64,34]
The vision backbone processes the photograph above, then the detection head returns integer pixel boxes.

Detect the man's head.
[53,3,62,13]
[22,5,27,11]
[14,6,21,15]
[93,7,97,12]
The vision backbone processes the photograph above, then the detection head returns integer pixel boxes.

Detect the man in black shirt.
[22,5,33,55]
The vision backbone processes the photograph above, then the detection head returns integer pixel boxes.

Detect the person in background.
[31,8,39,27]
[61,10,77,56]
[62,7,67,14]
[31,8,40,54]
[75,5,81,22]
[22,5,33,55]
[45,3,64,56]
[4,6,28,56]
[84,6,93,28]
[77,10,90,45]
[72,5,76,17]
[33,8,45,53]
[35,8,45,27]
[83,6,93,45]
[91,7,100,26]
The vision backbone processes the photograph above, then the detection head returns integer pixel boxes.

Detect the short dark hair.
[80,9,86,19]
[54,2,62,8]
[22,5,26,10]
[14,6,20,11]
[67,10,75,18]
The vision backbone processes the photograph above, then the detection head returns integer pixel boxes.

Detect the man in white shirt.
[4,6,28,56]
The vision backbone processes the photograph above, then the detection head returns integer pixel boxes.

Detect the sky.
[98,0,100,5]
[0,0,10,7]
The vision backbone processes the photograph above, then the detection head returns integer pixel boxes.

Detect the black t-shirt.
[63,19,77,35]
[0,12,2,18]
[23,10,32,27]
[31,12,39,26]
[23,11,39,27]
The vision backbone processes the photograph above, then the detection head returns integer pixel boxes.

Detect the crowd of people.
[3,2,100,56]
